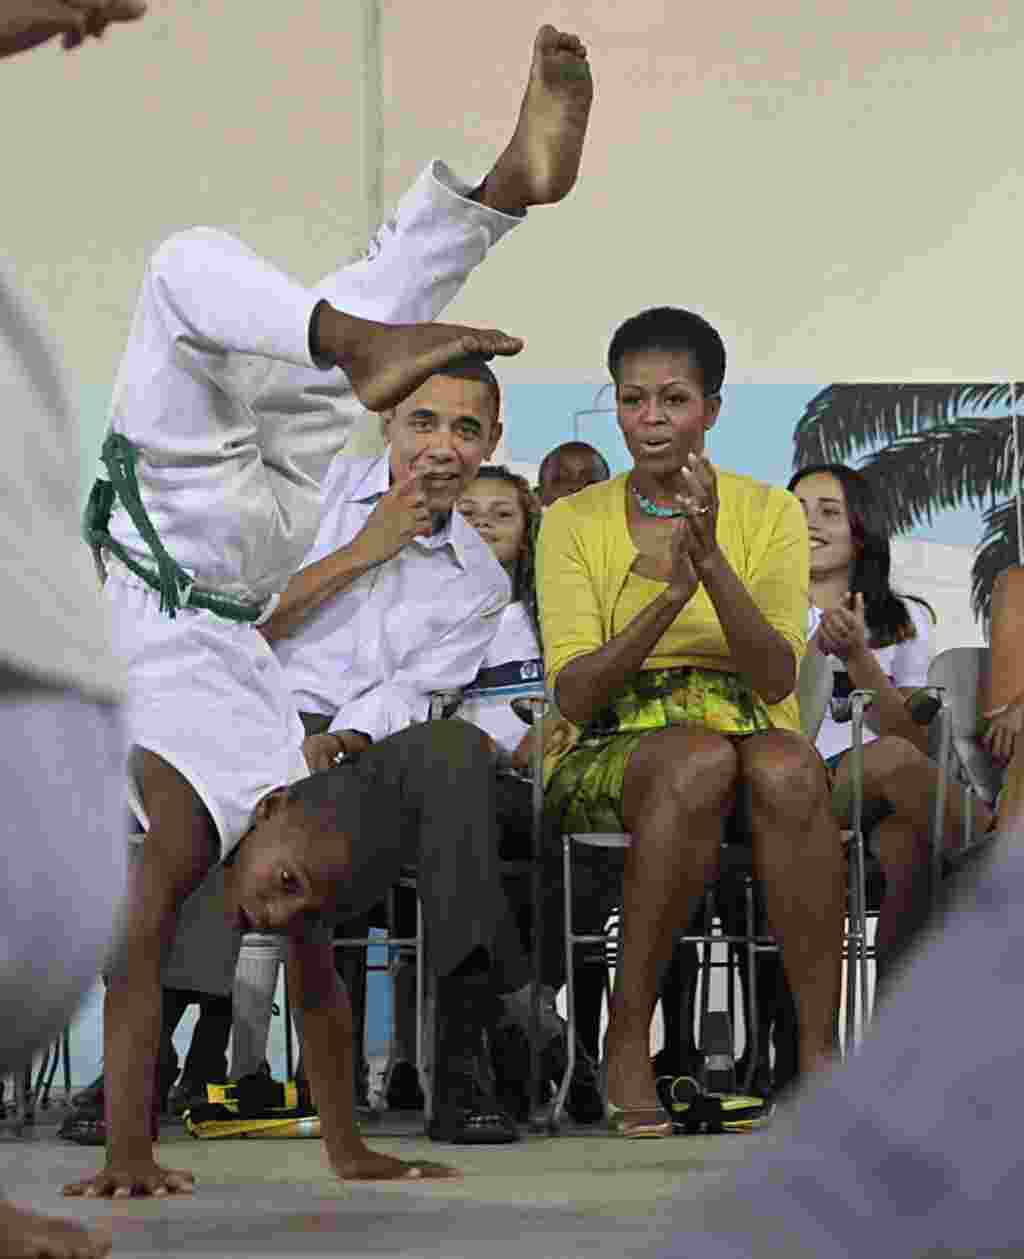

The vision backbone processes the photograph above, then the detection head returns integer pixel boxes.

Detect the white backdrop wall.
[2,0,1021,411]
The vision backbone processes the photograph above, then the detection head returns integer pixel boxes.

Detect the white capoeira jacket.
[103,160,523,608]
[100,161,523,857]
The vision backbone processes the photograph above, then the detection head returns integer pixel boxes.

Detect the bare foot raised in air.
[0,1198,111,1259]
[481,25,594,214]
[312,306,523,414]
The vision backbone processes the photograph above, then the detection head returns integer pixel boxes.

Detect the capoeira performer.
[64,24,592,1198]
[0,3,146,1257]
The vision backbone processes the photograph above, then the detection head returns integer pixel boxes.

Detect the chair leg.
[698,891,714,1034]
[845,690,873,1051]
[726,944,737,1059]
[282,966,294,1083]
[526,717,551,1131]
[18,1063,34,1132]
[964,784,975,850]
[551,834,577,1128]
[742,877,760,1095]
[931,695,953,902]
[40,1036,62,1109]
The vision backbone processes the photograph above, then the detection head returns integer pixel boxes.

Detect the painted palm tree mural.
[792,384,1023,625]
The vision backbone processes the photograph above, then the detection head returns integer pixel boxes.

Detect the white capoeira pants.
[105,564,310,999]
[0,689,126,1076]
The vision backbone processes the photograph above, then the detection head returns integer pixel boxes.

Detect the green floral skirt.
[546,666,773,834]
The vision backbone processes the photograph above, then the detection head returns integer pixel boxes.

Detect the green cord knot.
[82,431,265,624]
[92,432,191,617]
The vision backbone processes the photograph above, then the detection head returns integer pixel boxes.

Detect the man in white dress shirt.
[66,24,593,1197]
[264,359,544,1142]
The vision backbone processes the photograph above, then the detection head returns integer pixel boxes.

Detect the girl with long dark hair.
[789,463,992,979]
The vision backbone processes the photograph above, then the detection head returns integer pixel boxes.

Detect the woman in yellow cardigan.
[536,307,843,1137]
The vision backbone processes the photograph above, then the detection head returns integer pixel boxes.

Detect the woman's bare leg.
[842,737,993,845]
[871,812,931,991]
[608,727,739,1113]
[739,731,843,1076]
[997,741,1024,831]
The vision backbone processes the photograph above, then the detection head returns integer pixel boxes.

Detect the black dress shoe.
[427,1072,519,1144]
[385,1060,425,1111]
[489,1018,603,1126]
[430,972,518,1143]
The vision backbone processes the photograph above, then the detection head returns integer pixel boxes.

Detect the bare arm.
[555,586,692,727]
[285,932,361,1162]
[259,544,376,644]
[818,595,931,754]
[64,750,220,1197]
[846,652,930,753]
[287,929,455,1180]
[556,558,796,726]
[678,456,796,706]
[697,550,796,706]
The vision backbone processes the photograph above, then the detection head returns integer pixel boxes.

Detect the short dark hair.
[537,441,611,487]
[606,307,726,398]
[287,765,361,834]
[429,354,501,424]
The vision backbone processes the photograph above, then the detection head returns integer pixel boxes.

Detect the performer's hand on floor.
[330,1147,460,1182]
[63,1160,196,1200]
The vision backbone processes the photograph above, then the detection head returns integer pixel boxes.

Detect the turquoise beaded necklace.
[630,478,685,519]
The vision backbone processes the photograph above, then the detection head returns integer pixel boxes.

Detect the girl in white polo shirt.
[790,463,992,981]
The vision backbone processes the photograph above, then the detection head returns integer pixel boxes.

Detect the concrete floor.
[0,1110,768,1258]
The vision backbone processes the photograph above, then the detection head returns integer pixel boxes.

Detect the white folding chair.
[802,644,967,1046]
[927,647,1003,858]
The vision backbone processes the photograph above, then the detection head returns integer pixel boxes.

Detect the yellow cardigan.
[536,470,810,773]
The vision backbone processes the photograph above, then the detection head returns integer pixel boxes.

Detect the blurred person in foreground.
[0,4,146,1256]
[642,833,1019,1259]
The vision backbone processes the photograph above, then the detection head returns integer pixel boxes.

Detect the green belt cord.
[82,432,264,624]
